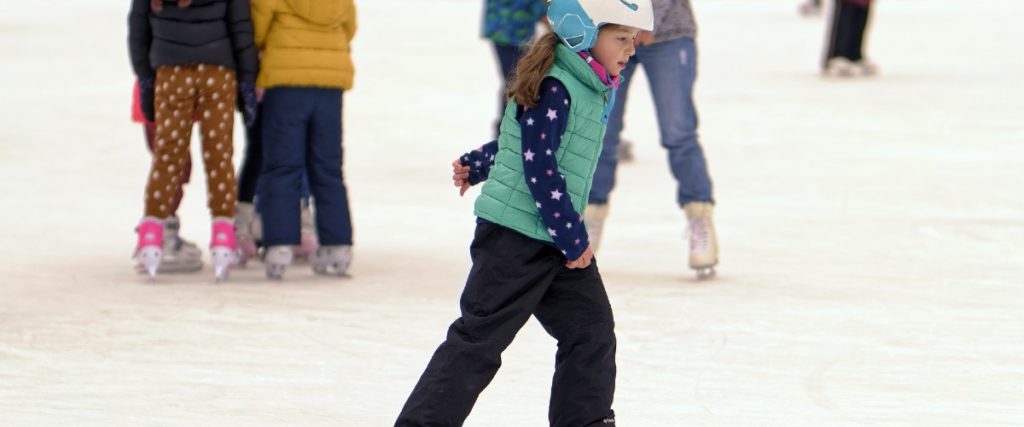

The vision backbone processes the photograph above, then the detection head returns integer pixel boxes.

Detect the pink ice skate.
[134,217,164,279]
[210,218,238,281]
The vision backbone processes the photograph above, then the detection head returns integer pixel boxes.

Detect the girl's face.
[591,26,639,77]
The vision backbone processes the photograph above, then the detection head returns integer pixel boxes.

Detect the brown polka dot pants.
[144,64,237,219]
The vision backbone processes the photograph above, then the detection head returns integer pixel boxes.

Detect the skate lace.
[687,218,709,253]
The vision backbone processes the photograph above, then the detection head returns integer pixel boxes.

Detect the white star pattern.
[536,201,542,209]
[530,177,537,184]
[526,117,535,126]
[546,109,558,121]
[546,149,553,156]
[550,189,563,200]
[524,149,535,161]
[548,228,557,237]
[566,223,573,229]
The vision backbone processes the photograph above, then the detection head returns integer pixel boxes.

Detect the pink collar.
[578,52,620,89]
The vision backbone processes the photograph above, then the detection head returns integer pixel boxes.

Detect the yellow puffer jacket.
[252,0,357,90]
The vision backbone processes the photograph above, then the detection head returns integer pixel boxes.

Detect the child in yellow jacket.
[251,0,357,279]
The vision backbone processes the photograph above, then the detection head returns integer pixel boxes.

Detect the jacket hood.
[284,0,349,25]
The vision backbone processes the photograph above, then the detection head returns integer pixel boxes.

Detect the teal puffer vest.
[474,44,612,243]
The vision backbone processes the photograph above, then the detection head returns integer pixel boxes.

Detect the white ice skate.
[209,218,238,282]
[684,202,719,280]
[235,202,259,267]
[264,245,294,280]
[134,217,164,279]
[156,216,203,273]
[824,57,878,78]
[312,245,352,277]
[584,203,610,252]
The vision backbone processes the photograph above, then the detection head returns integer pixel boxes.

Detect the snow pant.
[825,0,872,65]
[395,223,617,427]
[144,64,237,219]
[259,87,351,247]
[590,36,714,208]
[237,102,311,205]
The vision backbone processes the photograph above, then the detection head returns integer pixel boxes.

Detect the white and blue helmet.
[547,0,655,52]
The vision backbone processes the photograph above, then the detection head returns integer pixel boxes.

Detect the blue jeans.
[589,36,714,207]
[260,87,352,247]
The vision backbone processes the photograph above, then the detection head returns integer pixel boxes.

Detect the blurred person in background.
[128,0,259,280]
[482,0,546,136]
[585,0,719,279]
[251,0,357,280]
[823,0,877,77]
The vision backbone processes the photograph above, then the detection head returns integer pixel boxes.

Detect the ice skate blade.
[313,264,351,278]
[135,246,163,280]
[265,264,288,280]
[214,266,230,282]
[693,266,716,280]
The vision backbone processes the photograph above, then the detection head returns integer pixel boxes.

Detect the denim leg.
[588,59,639,206]
[307,89,352,246]
[641,37,714,206]
[259,88,307,246]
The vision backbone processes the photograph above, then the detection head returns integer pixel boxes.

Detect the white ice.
[1,0,1022,425]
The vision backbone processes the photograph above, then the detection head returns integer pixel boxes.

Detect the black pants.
[396,223,617,427]
[237,102,264,204]
[825,0,871,66]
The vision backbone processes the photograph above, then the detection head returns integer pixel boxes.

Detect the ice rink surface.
[1,0,1022,425]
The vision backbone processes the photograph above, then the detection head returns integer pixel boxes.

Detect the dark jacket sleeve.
[227,0,259,83]
[128,0,154,78]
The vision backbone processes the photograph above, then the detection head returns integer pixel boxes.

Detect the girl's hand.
[452,159,471,196]
[565,245,594,269]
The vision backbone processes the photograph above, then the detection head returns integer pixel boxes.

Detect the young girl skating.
[395,1,652,425]
[129,0,258,280]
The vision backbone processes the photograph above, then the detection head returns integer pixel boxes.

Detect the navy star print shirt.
[460,77,590,261]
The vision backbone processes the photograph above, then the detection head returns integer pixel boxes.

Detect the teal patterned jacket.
[482,0,546,46]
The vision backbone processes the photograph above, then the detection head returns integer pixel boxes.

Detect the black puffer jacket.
[128,0,258,83]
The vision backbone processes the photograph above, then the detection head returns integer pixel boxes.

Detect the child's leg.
[194,65,238,219]
[305,89,351,246]
[396,224,563,426]
[640,37,714,207]
[847,2,870,61]
[144,66,199,219]
[259,88,309,246]
[145,120,192,215]
[534,264,617,427]
[237,102,263,204]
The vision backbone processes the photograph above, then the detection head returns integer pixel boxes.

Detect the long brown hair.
[505,32,562,109]
[151,0,192,12]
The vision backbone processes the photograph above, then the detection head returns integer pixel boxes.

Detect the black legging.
[825,0,870,66]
